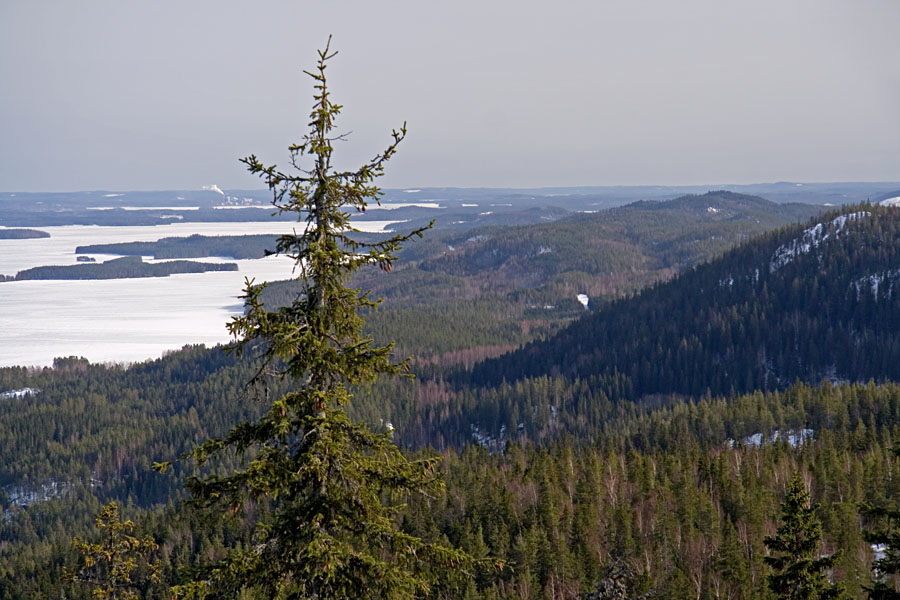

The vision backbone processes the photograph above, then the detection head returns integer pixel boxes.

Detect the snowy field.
[0,220,398,368]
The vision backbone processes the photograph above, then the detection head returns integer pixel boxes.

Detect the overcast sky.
[1,0,898,192]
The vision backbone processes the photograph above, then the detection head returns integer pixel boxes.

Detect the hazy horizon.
[2,1,898,192]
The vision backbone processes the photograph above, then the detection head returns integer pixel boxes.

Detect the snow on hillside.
[852,271,900,299]
[769,212,870,272]
[726,428,814,449]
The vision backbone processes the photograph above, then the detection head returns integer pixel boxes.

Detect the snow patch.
[577,293,589,308]
[403,189,421,193]
[461,203,478,207]
[103,193,124,198]
[769,212,870,272]
[3,479,69,508]
[537,246,552,255]
[707,206,719,214]
[726,429,815,449]
[0,387,39,400]
[852,271,900,299]
[880,196,900,207]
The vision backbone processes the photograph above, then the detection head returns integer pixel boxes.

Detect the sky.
[1,0,898,192]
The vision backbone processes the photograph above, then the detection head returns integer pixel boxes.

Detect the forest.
[3,201,900,598]
[4,45,900,599]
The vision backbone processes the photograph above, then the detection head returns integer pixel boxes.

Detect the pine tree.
[67,501,161,600]
[764,473,845,600]
[862,446,900,600]
[161,37,477,599]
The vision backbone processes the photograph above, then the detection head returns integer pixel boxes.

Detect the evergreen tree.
[862,447,900,600]
[764,473,845,600]
[67,501,161,600]
[161,38,476,599]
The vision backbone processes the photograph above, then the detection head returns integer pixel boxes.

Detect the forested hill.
[257,191,822,365]
[470,203,900,399]
[408,190,819,299]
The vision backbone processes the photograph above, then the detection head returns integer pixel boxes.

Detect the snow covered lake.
[0,220,398,368]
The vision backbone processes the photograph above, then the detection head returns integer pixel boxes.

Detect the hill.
[470,203,900,399]
[258,191,821,366]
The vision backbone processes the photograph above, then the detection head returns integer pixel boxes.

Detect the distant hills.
[252,192,825,365]
[3,181,898,228]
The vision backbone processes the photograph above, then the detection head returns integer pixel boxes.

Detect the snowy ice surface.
[769,212,870,272]
[87,206,200,211]
[368,202,443,210]
[577,293,589,308]
[0,220,398,368]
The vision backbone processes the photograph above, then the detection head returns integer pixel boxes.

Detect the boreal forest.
[3,50,900,600]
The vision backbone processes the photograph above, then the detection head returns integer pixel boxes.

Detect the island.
[0,228,50,239]
[5,255,238,281]
[76,234,277,260]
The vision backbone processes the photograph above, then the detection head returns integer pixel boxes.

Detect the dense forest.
[473,204,900,398]
[3,358,900,598]
[258,191,821,365]
[4,202,900,598]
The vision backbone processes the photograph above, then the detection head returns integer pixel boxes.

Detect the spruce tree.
[862,447,900,599]
[67,501,161,600]
[161,38,476,599]
[764,473,845,600]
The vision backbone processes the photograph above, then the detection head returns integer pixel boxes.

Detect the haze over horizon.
[2,0,898,193]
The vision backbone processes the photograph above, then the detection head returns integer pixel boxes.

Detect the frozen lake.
[0,220,398,368]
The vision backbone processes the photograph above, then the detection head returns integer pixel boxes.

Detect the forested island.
[3,255,238,281]
[76,233,277,260]
[0,228,50,239]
